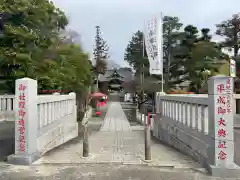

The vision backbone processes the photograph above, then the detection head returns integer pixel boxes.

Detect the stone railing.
[234,94,240,126]
[153,75,240,177]
[136,109,154,131]
[36,93,77,155]
[7,78,78,165]
[0,95,15,121]
[235,94,240,113]
[153,93,210,167]
[156,94,209,133]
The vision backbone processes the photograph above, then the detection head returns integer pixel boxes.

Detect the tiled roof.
[99,68,133,82]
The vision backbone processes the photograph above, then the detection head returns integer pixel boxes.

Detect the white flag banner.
[144,16,163,75]
[144,22,153,71]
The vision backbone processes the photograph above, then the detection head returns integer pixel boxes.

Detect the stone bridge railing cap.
[209,75,230,79]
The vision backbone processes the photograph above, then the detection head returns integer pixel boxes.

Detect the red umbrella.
[90,92,107,98]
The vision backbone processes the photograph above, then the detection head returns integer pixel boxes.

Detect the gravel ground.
[0,163,233,180]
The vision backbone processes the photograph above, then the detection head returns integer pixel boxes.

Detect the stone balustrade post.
[69,92,77,123]
[8,78,39,165]
[153,92,165,138]
[207,75,240,177]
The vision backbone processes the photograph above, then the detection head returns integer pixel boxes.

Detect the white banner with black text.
[144,16,163,75]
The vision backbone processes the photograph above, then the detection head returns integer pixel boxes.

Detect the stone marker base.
[7,153,40,165]
[207,163,240,178]
[81,155,93,160]
[158,92,166,95]
[141,159,153,163]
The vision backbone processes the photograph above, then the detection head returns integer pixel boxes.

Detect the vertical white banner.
[144,21,153,74]
[144,16,163,75]
[230,59,236,77]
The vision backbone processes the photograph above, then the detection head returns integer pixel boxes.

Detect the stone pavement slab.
[0,164,237,180]
[0,101,213,179]
[34,130,201,169]
[33,101,202,169]
[100,102,131,132]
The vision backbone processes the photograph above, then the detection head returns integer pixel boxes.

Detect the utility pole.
[140,31,145,123]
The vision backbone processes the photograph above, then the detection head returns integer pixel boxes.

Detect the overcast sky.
[52,0,240,67]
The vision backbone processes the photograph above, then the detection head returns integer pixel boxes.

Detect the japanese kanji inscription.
[17,83,26,152]
[215,78,232,162]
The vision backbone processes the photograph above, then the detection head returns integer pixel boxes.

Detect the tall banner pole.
[143,20,151,161]
[160,12,164,92]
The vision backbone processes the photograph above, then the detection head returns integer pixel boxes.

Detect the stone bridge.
[137,75,240,177]
[0,75,240,178]
[0,78,78,164]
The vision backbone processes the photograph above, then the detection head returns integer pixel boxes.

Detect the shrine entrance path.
[33,102,202,170]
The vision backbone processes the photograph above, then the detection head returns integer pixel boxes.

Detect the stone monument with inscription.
[8,78,39,165]
[207,75,240,177]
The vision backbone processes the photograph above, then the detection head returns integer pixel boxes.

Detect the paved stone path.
[100,102,131,131]
[34,102,201,169]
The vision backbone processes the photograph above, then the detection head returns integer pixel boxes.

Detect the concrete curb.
[32,161,203,169]
[140,159,153,163]
[80,155,93,160]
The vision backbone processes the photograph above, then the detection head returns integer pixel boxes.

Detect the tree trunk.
[83,124,89,157]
